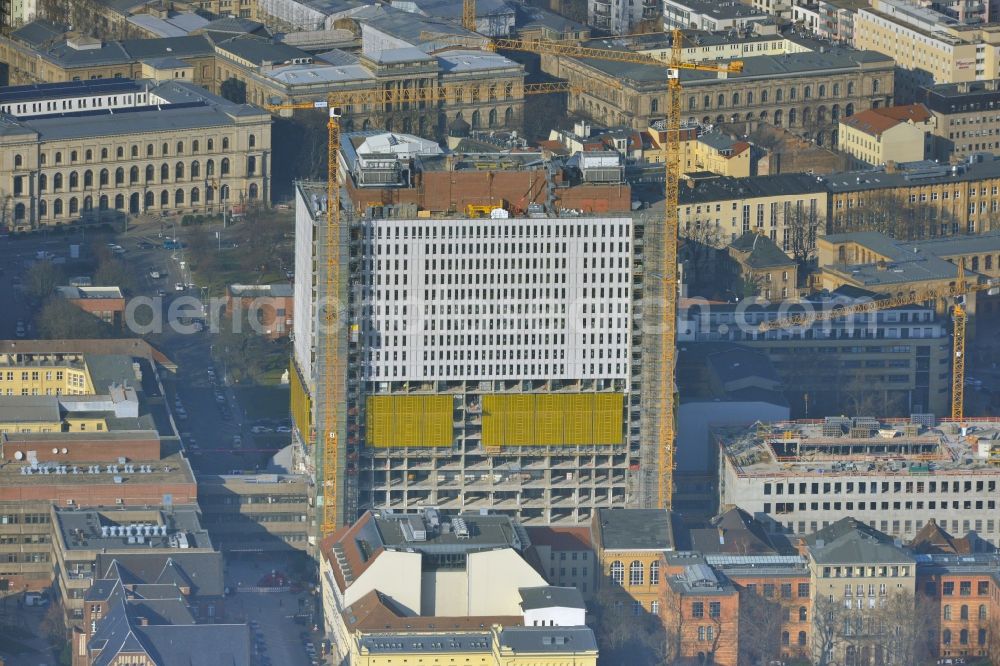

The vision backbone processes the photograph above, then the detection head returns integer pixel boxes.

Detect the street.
[226,556,324,666]
[0,216,290,474]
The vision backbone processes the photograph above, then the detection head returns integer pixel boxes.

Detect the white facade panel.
[360,216,633,382]
[293,186,318,380]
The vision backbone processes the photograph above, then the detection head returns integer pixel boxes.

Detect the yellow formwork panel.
[481,393,623,447]
[593,393,624,445]
[507,394,535,445]
[367,396,453,447]
[565,393,593,445]
[289,361,312,441]
[535,394,565,446]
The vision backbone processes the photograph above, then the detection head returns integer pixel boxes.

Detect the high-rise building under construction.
[290,134,652,527]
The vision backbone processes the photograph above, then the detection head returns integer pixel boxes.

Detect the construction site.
[292,173,652,524]
[718,416,1000,543]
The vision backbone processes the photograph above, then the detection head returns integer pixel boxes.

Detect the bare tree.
[880,591,935,665]
[680,221,725,297]
[783,201,823,264]
[590,583,667,665]
[738,590,784,666]
[812,593,846,666]
[36,297,113,339]
[0,192,13,230]
[26,260,63,301]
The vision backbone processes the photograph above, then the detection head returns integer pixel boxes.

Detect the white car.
[175,283,185,292]
[232,435,243,448]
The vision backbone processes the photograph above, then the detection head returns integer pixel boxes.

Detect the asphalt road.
[0,217,284,474]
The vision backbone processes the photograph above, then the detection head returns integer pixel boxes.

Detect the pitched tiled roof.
[841,104,931,136]
[524,526,591,551]
[841,109,902,137]
[320,511,386,593]
[873,103,932,124]
[96,553,224,598]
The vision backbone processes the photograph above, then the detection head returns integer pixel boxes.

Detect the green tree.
[27,260,64,300]
[220,78,247,105]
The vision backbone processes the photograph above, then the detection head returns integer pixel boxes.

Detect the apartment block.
[525,525,597,597]
[853,0,1000,99]
[825,156,1000,236]
[916,543,998,661]
[801,518,917,666]
[646,123,755,178]
[0,78,270,231]
[677,173,827,253]
[661,556,740,666]
[718,417,1000,543]
[662,0,769,32]
[588,0,660,35]
[918,80,1000,161]
[679,294,951,416]
[543,40,894,145]
[838,104,935,166]
[817,231,1000,314]
[292,133,649,526]
[196,472,313,553]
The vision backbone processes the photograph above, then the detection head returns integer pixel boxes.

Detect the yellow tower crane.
[757,263,997,421]
[463,0,476,31]
[490,33,742,509]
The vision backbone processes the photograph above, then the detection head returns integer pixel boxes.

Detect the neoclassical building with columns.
[0,78,270,230]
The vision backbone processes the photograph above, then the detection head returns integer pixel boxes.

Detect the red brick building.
[226,283,293,340]
[56,286,126,329]
[661,556,740,666]
[912,520,999,661]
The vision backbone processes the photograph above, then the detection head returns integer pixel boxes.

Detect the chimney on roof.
[884,161,898,174]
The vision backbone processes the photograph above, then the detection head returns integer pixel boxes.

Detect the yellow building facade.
[591,509,674,616]
[853,0,1000,96]
[0,353,110,433]
[647,125,753,178]
[0,362,93,396]
[837,105,934,167]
